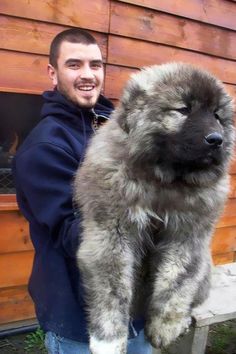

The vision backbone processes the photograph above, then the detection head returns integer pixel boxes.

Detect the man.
[13,29,152,354]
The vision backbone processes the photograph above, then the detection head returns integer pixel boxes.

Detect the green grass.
[24,327,46,353]
[206,320,236,354]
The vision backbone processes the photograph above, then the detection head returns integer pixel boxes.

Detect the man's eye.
[69,63,79,69]
[91,63,103,69]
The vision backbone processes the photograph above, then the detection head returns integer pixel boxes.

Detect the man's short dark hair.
[49,28,98,67]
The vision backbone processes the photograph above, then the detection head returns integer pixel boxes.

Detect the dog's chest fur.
[125,177,217,232]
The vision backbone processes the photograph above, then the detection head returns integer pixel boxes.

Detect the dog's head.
[117,63,235,184]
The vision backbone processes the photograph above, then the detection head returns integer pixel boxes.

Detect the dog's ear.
[117,75,147,134]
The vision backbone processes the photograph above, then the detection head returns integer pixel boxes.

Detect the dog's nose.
[205,132,223,147]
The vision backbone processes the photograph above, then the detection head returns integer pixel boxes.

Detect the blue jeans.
[45,330,153,354]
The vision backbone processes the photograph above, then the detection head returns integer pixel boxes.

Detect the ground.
[0,320,235,353]
[205,320,236,354]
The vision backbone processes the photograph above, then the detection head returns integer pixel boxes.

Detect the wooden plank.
[221,198,236,218]
[211,226,236,255]
[217,198,236,229]
[0,318,37,331]
[192,262,236,326]
[217,215,236,229]
[217,182,236,227]
[0,202,235,254]
[108,35,236,85]
[0,49,113,95]
[105,65,236,102]
[214,197,236,254]
[0,285,35,324]
[1,48,235,100]
[164,326,210,354]
[0,251,34,288]
[0,15,108,59]
[229,174,236,199]
[118,0,236,31]
[4,197,235,256]
[230,157,236,174]
[0,211,33,253]
[0,0,110,33]
[104,64,138,99]
[0,49,50,94]
[0,194,18,211]
[225,83,236,101]
[212,252,235,265]
[110,1,236,60]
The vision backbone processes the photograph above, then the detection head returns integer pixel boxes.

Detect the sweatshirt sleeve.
[14,142,82,258]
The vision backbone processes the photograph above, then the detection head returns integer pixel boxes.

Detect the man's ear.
[47,64,58,87]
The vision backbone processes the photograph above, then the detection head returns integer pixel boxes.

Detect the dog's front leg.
[145,237,211,349]
[77,225,134,354]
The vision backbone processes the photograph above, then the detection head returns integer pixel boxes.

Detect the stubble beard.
[57,79,101,109]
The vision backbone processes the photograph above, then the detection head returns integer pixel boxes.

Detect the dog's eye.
[175,107,190,115]
[214,112,220,120]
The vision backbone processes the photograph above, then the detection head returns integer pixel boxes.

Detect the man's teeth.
[78,86,94,91]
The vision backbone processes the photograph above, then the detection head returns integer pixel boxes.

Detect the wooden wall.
[0,0,236,329]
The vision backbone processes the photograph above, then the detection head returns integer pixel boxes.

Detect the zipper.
[129,317,138,337]
[91,108,109,133]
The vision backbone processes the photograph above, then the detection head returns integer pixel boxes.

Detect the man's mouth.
[76,84,95,91]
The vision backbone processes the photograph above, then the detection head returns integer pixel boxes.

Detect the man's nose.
[80,65,94,79]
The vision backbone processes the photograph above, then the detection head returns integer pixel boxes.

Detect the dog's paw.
[90,336,127,354]
[145,315,192,348]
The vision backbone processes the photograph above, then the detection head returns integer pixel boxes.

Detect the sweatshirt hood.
[41,90,114,128]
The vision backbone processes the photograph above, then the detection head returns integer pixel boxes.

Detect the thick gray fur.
[74,63,235,354]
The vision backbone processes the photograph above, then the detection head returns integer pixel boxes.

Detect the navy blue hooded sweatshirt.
[13,90,144,342]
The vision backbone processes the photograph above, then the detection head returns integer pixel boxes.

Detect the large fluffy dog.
[74,63,235,354]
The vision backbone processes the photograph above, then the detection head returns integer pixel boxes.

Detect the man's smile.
[76,84,96,91]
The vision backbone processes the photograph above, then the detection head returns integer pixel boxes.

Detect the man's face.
[48,41,104,108]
